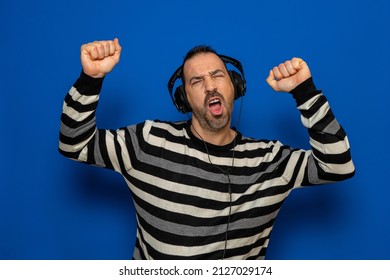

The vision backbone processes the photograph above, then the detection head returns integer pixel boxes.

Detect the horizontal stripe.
[301,101,330,128]
[58,75,355,259]
[62,106,95,123]
[310,137,350,155]
[59,133,95,153]
[68,86,99,105]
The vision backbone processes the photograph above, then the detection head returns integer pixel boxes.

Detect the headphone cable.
[190,124,236,260]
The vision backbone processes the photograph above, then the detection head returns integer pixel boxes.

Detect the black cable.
[222,174,233,260]
[191,125,236,260]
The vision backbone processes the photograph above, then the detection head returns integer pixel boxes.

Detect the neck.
[190,120,236,146]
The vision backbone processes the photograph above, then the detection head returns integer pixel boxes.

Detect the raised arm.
[59,38,131,173]
[266,58,355,185]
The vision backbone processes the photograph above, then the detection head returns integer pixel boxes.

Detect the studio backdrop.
[0,0,389,259]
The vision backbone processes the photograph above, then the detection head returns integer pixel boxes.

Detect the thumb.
[113,38,122,60]
[266,69,279,91]
[114,38,121,52]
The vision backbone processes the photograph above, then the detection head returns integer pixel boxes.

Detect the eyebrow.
[189,69,225,84]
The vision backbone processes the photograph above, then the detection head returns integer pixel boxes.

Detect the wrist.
[289,77,321,106]
[73,71,105,96]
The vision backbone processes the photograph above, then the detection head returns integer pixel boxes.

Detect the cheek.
[224,81,236,101]
[186,91,204,109]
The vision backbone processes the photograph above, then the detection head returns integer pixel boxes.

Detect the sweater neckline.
[184,120,241,152]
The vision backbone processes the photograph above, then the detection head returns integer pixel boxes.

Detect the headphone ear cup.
[229,70,246,100]
[174,86,191,113]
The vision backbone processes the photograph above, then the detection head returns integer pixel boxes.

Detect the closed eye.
[190,77,203,86]
[210,69,225,79]
[189,69,226,87]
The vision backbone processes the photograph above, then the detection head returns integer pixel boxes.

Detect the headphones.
[167,54,246,114]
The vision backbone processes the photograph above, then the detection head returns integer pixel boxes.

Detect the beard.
[191,91,233,132]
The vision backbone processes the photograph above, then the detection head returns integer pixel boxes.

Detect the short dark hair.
[182,45,218,64]
[181,45,220,82]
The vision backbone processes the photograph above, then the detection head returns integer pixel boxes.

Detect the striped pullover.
[59,72,355,260]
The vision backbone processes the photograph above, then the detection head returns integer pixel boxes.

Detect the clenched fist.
[80,38,122,78]
[266,57,311,93]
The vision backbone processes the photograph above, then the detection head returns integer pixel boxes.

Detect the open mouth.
[208,97,223,116]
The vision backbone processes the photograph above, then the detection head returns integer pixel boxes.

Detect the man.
[59,38,355,259]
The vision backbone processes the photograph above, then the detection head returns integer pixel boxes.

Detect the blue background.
[1,0,389,259]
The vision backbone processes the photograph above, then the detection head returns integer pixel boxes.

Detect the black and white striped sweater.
[59,72,355,259]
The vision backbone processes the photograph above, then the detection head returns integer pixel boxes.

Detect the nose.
[204,75,217,94]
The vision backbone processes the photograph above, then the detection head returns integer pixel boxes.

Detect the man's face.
[183,52,235,132]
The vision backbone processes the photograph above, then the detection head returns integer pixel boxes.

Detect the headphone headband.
[167,54,246,114]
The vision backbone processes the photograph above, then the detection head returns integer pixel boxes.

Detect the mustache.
[204,91,225,106]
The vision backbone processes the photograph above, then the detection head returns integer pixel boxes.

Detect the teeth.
[210,98,220,104]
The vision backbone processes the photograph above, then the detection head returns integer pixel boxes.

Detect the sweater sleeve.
[288,77,355,186]
[58,72,137,174]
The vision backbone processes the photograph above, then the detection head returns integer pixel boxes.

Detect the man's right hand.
[80,38,121,78]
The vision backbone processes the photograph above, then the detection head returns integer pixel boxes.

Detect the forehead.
[183,53,226,79]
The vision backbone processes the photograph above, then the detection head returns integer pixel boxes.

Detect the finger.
[113,38,122,60]
[284,60,297,75]
[102,41,112,57]
[278,63,290,78]
[266,70,279,91]
[272,66,283,80]
[108,40,115,56]
[82,43,99,60]
[266,69,275,83]
[291,57,303,70]
[104,40,116,57]
[95,42,108,59]
[114,38,121,52]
